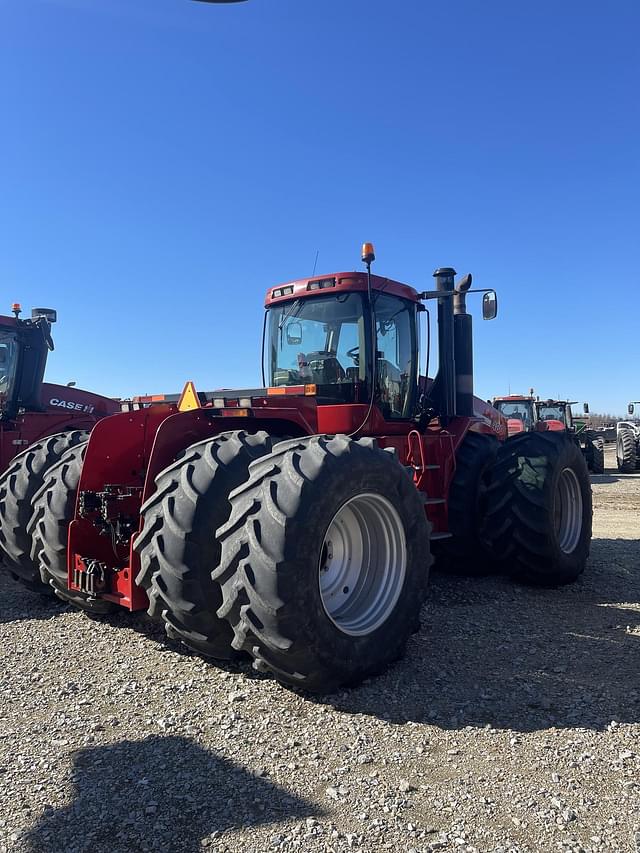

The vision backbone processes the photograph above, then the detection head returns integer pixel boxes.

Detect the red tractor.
[492,393,604,474]
[10,247,592,692]
[0,304,120,593]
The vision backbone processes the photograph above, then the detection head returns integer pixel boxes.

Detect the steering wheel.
[305,351,346,382]
[346,346,360,366]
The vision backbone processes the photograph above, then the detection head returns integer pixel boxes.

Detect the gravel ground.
[1,446,639,853]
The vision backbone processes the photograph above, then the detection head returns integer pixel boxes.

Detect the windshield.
[0,330,19,409]
[265,291,418,416]
[537,404,566,423]
[495,400,534,428]
[266,293,368,400]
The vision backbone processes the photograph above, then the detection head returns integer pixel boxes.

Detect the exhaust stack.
[433,267,457,419]
[453,273,474,417]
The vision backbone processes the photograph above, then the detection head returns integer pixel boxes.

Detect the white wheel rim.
[318,493,407,637]
[554,467,583,554]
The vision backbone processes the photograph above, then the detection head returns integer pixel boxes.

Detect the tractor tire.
[485,431,592,586]
[214,435,432,693]
[589,437,605,475]
[0,430,89,593]
[28,441,115,614]
[134,431,277,659]
[432,431,499,575]
[617,428,637,473]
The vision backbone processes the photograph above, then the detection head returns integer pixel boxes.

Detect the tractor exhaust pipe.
[453,273,474,417]
[433,267,457,420]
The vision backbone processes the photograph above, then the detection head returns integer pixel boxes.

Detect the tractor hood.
[535,419,565,433]
[42,383,120,417]
[506,418,526,437]
[474,397,508,439]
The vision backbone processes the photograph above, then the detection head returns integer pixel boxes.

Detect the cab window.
[374,294,416,419]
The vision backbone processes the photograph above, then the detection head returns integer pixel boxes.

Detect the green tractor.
[563,402,606,475]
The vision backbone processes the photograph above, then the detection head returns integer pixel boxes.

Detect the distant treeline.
[586,413,625,426]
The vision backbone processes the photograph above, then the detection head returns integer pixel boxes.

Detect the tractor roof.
[265,271,420,308]
[493,395,534,402]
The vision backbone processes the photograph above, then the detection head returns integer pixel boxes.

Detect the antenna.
[312,250,319,277]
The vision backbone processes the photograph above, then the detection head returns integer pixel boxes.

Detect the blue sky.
[1,0,638,413]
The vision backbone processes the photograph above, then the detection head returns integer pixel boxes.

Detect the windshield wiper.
[278,298,302,332]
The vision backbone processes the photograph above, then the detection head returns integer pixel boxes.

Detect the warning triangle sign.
[177,381,201,412]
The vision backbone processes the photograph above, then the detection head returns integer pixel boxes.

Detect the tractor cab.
[264,274,419,420]
[0,305,56,421]
[535,400,569,430]
[0,327,19,406]
[263,250,499,429]
[492,395,535,435]
[535,400,590,433]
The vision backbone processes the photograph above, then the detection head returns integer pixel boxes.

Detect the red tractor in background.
[5,246,592,693]
[492,393,605,474]
[0,304,120,593]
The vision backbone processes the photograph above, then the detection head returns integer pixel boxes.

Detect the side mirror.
[482,290,498,320]
[629,403,635,416]
[583,403,589,414]
[286,321,303,346]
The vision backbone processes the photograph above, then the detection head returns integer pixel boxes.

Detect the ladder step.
[422,497,446,506]
[431,532,453,540]
[405,464,440,475]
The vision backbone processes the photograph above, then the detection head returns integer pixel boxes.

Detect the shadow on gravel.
[0,571,65,624]
[97,608,261,680]
[22,736,321,853]
[591,473,623,484]
[329,537,640,733]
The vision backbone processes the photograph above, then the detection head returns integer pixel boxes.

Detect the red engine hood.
[41,383,120,417]
[473,397,508,439]
[506,418,526,436]
[535,419,565,432]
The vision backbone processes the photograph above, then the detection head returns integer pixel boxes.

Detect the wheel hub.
[554,467,583,554]
[318,493,407,636]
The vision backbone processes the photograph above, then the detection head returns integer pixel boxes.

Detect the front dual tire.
[135,432,432,693]
[214,435,432,693]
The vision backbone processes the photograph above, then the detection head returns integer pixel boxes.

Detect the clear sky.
[1,0,638,413]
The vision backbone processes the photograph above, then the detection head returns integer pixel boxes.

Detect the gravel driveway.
[1,447,638,853]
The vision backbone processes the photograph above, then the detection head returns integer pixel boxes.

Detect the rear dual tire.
[485,431,592,585]
[617,428,637,473]
[432,432,499,576]
[0,431,89,594]
[588,436,605,475]
[28,441,115,614]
